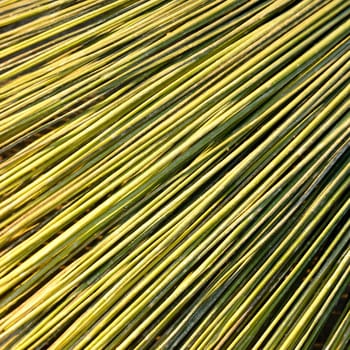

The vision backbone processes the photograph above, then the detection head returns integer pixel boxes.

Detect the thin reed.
[0,0,349,349]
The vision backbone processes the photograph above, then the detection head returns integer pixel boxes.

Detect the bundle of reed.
[0,0,349,349]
